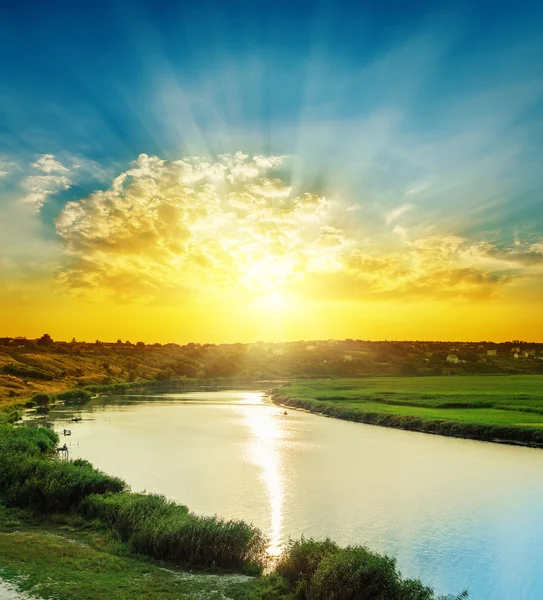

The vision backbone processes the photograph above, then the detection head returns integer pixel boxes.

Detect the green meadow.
[275,375,543,444]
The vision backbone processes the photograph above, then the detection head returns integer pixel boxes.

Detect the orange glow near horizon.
[2,153,543,344]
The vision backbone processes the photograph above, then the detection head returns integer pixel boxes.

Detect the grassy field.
[274,375,543,445]
[0,507,275,600]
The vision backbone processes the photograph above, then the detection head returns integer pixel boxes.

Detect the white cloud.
[21,154,72,210]
[31,154,69,174]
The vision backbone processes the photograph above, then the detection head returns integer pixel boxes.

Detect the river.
[41,390,543,599]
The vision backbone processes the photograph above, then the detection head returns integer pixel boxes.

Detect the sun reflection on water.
[239,393,284,556]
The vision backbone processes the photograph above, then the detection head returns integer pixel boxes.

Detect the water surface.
[44,390,543,599]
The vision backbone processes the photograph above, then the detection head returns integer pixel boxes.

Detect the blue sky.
[1,0,543,341]
[2,1,542,227]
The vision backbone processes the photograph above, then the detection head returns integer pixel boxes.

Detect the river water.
[42,390,543,599]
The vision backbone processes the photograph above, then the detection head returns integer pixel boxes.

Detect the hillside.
[2,335,543,410]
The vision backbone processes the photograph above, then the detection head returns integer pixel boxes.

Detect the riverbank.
[0,425,465,600]
[272,376,543,448]
[0,505,269,600]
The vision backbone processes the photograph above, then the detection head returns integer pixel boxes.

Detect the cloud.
[318,236,516,301]
[31,154,70,174]
[0,157,16,177]
[56,153,347,300]
[385,203,414,225]
[55,153,531,303]
[467,238,543,267]
[21,154,71,210]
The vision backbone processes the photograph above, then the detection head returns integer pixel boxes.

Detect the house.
[487,349,497,356]
[343,355,353,362]
[446,354,459,364]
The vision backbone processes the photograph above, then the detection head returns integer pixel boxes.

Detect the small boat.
[71,417,82,422]
[283,410,288,416]
[63,429,71,436]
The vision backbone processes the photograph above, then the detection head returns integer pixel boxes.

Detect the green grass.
[275,376,543,445]
[79,492,267,571]
[0,510,274,600]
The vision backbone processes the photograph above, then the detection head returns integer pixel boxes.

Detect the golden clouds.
[56,153,345,300]
[55,153,532,304]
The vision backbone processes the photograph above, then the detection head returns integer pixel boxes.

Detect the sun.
[260,291,289,309]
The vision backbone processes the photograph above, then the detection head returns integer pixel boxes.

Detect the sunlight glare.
[240,403,285,556]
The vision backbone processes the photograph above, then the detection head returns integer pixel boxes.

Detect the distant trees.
[32,393,50,406]
[399,361,419,376]
[37,333,54,347]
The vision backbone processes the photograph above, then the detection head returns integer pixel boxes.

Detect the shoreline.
[271,391,543,450]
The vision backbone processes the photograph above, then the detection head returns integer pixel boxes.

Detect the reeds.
[80,492,267,571]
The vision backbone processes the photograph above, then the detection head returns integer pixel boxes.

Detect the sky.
[1,0,543,343]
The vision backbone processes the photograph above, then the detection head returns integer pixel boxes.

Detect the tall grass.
[80,492,267,571]
[0,428,125,512]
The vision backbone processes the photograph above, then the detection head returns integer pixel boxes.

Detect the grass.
[0,508,270,600]
[274,376,543,445]
[80,492,267,571]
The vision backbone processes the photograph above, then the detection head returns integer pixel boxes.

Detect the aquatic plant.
[80,492,268,571]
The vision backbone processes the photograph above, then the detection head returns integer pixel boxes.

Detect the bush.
[309,546,400,600]
[276,538,339,588]
[33,393,50,406]
[56,389,93,403]
[0,426,57,456]
[274,537,466,600]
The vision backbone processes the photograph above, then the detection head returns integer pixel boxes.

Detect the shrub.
[273,536,466,600]
[276,538,339,588]
[0,426,57,456]
[33,393,50,406]
[309,546,401,600]
[56,389,93,403]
